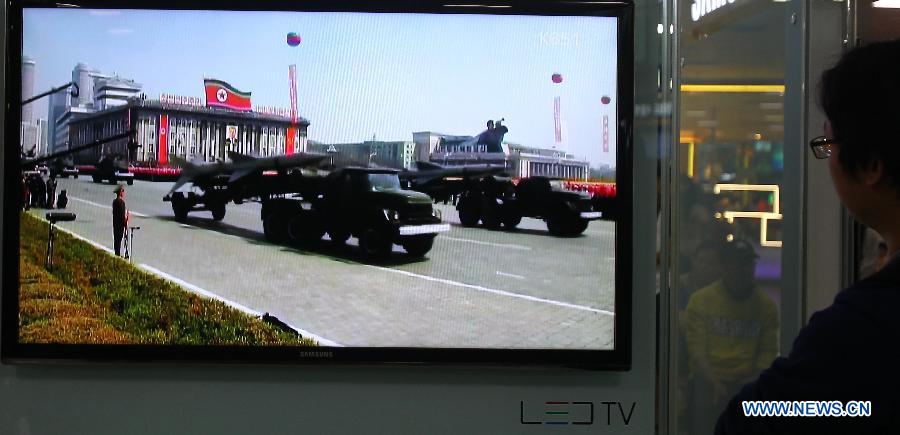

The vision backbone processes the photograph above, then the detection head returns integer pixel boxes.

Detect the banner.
[204,79,252,112]
[554,96,562,143]
[158,114,168,166]
[287,64,298,155]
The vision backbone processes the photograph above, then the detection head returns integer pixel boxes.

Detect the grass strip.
[18,212,316,346]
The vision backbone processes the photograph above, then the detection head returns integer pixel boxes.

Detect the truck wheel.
[328,229,351,246]
[359,227,392,259]
[210,203,226,221]
[264,211,289,243]
[288,213,325,244]
[481,200,502,230]
[172,194,189,222]
[127,179,134,186]
[547,217,588,237]
[92,175,101,183]
[457,198,480,227]
[402,235,435,258]
[502,212,522,230]
[458,205,480,227]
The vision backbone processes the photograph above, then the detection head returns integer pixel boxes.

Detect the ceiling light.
[681,84,785,93]
[874,0,900,8]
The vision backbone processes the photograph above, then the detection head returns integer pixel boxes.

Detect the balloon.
[551,73,563,84]
[601,95,611,105]
[286,32,302,46]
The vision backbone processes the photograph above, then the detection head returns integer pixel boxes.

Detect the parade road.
[31,177,616,349]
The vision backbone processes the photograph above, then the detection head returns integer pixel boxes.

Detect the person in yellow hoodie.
[684,239,778,434]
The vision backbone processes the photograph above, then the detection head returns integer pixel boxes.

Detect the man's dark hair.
[819,38,900,190]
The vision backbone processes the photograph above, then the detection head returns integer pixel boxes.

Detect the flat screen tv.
[2,0,633,369]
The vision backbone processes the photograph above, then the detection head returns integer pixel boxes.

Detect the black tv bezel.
[2,0,634,369]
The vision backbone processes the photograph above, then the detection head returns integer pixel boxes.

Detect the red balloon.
[551,73,563,84]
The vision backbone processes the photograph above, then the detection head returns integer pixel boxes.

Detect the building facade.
[67,99,310,166]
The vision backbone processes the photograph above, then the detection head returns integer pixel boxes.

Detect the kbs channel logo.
[519,401,637,426]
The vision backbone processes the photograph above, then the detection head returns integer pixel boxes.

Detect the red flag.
[204,79,251,112]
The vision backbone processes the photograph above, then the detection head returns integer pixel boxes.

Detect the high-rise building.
[70,63,109,108]
[21,56,35,123]
[92,76,142,111]
[37,119,49,156]
[47,90,68,153]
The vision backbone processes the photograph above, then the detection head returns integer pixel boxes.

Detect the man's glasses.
[809,136,836,159]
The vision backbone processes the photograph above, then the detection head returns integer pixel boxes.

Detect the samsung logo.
[297,351,334,358]
[691,0,737,22]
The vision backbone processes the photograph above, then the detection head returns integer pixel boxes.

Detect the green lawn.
[18,212,316,346]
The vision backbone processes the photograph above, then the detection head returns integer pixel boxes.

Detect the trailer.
[454,175,602,237]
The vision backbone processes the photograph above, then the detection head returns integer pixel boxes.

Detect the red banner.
[287,65,298,155]
[286,127,296,155]
[158,114,168,166]
[204,79,252,112]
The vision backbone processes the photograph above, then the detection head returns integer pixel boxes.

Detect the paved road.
[35,177,616,349]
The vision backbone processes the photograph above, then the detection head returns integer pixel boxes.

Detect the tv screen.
[3,0,633,368]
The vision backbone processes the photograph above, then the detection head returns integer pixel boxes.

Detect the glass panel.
[674,4,788,434]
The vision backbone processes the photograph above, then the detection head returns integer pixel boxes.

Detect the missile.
[166,151,327,195]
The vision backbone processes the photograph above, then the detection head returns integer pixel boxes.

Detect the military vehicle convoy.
[163,153,449,259]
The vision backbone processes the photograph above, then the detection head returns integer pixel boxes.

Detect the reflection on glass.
[675,4,786,434]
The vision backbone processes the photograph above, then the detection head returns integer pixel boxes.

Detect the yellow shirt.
[684,279,779,384]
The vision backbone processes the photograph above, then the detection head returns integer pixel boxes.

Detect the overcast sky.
[23,9,618,167]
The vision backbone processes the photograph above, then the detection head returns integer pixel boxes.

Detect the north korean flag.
[204,79,252,112]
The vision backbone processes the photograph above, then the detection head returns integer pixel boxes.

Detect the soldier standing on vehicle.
[112,185,130,256]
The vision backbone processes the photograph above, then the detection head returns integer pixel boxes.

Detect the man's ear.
[860,159,885,188]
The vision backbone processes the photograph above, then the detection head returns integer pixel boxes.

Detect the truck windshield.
[367,173,401,191]
[548,180,568,191]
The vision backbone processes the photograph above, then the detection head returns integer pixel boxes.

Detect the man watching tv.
[716,38,900,434]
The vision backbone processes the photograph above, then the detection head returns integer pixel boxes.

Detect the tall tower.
[71,63,94,107]
[21,56,36,122]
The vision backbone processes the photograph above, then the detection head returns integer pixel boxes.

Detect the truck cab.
[260,167,449,260]
[513,177,601,236]
[322,168,449,258]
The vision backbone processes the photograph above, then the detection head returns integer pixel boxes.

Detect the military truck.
[49,157,79,179]
[456,175,601,237]
[92,153,134,185]
[261,167,449,259]
[163,155,449,259]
